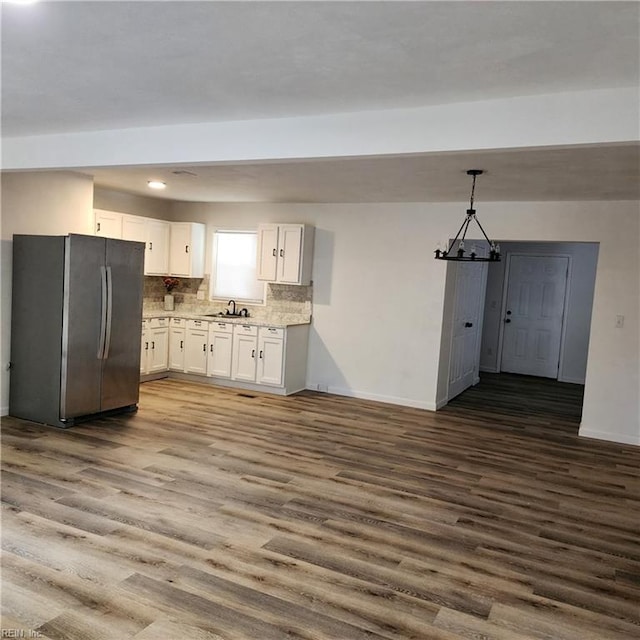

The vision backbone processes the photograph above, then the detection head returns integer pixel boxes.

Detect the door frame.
[496,252,573,379]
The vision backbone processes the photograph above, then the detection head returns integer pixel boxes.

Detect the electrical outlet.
[615,315,624,328]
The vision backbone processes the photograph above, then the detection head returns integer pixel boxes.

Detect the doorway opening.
[437,241,599,424]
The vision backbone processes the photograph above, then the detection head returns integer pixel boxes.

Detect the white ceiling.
[2,1,639,202]
[87,144,640,203]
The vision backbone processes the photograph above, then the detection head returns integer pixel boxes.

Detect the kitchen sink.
[204,313,248,318]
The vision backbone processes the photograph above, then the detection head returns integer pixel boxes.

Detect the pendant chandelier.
[434,169,501,262]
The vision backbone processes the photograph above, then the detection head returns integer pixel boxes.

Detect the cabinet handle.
[151,341,155,349]
[149,242,153,251]
[145,342,148,350]
[251,349,255,358]
[97,222,101,232]
[180,340,183,349]
[259,350,263,359]
[272,248,277,257]
[464,322,473,328]
[185,245,189,253]
[210,344,214,352]
[280,249,284,257]
[203,344,206,352]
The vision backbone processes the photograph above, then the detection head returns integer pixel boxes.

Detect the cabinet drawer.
[259,326,284,340]
[234,324,258,337]
[210,321,233,334]
[149,317,168,328]
[187,319,207,330]
[170,317,185,327]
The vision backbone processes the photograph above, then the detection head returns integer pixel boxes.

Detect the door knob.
[506,310,512,315]
[464,322,473,328]
[505,318,511,323]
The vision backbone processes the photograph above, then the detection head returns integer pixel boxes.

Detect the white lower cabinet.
[141,316,308,394]
[168,318,186,371]
[141,318,169,374]
[208,321,233,378]
[232,325,258,382]
[185,320,208,375]
[257,327,284,386]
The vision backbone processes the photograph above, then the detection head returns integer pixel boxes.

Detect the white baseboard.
[558,375,586,385]
[479,365,499,373]
[435,397,449,410]
[579,426,640,446]
[307,383,436,411]
[1,405,8,417]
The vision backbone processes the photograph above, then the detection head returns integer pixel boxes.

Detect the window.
[210,230,265,303]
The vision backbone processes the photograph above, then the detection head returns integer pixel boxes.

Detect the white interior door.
[448,258,488,400]
[501,255,568,378]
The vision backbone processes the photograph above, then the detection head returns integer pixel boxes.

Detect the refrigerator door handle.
[97,265,108,359]
[103,266,114,359]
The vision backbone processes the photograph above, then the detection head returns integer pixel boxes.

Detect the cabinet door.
[169,223,190,276]
[121,215,147,243]
[277,225,303,284]
[168,327,186,371]
[146,220,170,275]
[148,327,169,373]
[256,224,279,281]
[232,333,257,382]
[257,335,284,385]
[169,223,205,277]
[95,210,122,239]
[208,331,233,378]
[185,328,209,375]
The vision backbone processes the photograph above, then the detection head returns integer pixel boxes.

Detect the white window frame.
[210,229,266,304]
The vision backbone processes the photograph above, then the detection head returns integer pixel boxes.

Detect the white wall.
[0,171,95,414]
[93,187,173,219]
[172,199,640,446]
[480,241,599,384]
[2,182,637,447]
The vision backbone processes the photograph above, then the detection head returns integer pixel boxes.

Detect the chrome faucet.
[227,300,236,315]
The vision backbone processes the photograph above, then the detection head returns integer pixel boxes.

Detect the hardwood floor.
[444,372,585,437]
[2,379,639,639]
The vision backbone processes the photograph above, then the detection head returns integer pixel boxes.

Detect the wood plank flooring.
[1,378,639,640]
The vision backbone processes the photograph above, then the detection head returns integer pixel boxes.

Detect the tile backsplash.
[143,276,312,324]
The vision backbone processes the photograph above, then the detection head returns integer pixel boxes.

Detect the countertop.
[143,311,311,328]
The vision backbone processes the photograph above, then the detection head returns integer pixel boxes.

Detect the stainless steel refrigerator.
[10,234,144,427]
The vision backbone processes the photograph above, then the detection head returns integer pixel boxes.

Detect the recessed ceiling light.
[147,180,166,190]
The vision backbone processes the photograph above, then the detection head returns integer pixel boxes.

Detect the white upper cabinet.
[169,222,205,277]
[257,223,314,285]
[121,214,169,276]
[256,224,279,281]
[121,214,147,244]
[96,210,169,275]
[145,220,170,275]
[94,210,123,239]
